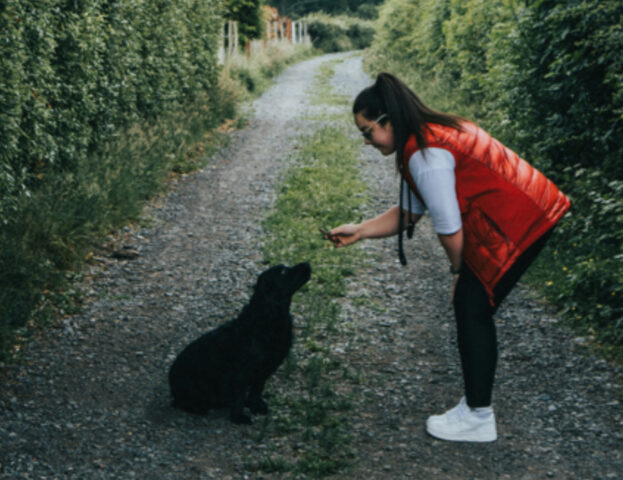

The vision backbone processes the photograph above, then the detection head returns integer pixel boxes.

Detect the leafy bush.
[482,0,623,355]
[1,0,223,196]
[354,3,380,20]
[225,42,313,95]
[282,0,383,18]
[223,0,263,45]
[366,0,454,110]
[442,0,521,120]
[304,13,375,52]
[0,0,225,357]
[366,0,623,356]
[484,0,623,178]
[0,0,314,359]
[540,169,623,350]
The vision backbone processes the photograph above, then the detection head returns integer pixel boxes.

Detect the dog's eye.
[280,269,287,276]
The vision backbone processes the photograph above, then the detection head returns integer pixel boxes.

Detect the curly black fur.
[169,262,311,424]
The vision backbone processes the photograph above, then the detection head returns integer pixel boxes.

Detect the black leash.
[398,173,415,266]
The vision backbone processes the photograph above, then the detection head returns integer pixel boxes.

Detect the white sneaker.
[426,397,497,442]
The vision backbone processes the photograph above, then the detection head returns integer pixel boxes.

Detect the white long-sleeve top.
[400,147,462,235]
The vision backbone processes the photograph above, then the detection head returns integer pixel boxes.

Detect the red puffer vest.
[402,122,571,303]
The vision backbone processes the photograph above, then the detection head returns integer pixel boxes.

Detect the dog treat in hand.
[319,227,336,240]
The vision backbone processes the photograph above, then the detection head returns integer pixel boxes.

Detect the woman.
[326,73,570,442]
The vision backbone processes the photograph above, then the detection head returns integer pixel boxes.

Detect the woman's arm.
[438,228,464,273]
[328,206,422,248]
[438,228,464,302]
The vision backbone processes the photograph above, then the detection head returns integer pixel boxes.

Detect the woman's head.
[354,110,395,156]
[353,73,463,171]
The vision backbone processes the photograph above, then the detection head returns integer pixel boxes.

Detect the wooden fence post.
[218,20,239,64]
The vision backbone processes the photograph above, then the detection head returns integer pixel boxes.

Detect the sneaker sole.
[426,424,497,443]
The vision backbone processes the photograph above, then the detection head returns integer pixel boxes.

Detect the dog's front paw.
[230,411,252,425]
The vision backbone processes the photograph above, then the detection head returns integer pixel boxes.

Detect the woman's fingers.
[324,224,358,247]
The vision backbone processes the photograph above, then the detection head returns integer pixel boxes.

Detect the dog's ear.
[253,265,281,293]
[253,265,294,301]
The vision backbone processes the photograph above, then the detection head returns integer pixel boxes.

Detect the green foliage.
[1,0,223,197]
[223,0,263,45]
[274,0,383,19]
[366,0,623,356]
[442,0,521,119]
[304,13,375,52]
[482,0,623,356]
[533,169,623,353]
[485,0,623,177]
[0,0,227,358]
[353,3,380,20]
[1,1,59,198]
[366,0,454,110]
[226,42,313,95]
[0,0,314,360]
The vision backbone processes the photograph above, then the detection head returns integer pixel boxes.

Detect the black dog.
[169,262,311,424]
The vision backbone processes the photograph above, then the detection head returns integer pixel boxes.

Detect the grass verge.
[248,63,370,477]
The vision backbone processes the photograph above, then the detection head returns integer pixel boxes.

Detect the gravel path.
[1,53,622,479]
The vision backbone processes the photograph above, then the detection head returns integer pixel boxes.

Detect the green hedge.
[223,0,263,46]
[367,0,623,355]
[1,0,223,206]
[0,0,225,356]
[304,13,375,52]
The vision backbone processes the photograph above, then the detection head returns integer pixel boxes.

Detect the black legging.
[452,229,553,408]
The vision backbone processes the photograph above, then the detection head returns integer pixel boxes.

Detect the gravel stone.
[1,53,622,479]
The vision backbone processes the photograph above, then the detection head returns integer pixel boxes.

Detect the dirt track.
[1,52,622,479]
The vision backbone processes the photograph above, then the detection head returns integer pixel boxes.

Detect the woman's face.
[354,112,396,156]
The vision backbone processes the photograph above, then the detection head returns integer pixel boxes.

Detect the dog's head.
[254,262,311,300]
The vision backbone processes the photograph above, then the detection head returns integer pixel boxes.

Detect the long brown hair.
[353,72,464,172]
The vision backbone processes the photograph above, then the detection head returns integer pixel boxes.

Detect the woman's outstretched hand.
[322,207,406,248]
[322,224,360,248]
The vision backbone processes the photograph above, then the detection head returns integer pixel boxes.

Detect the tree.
[269,0,383,18]
[224,0,264,44]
